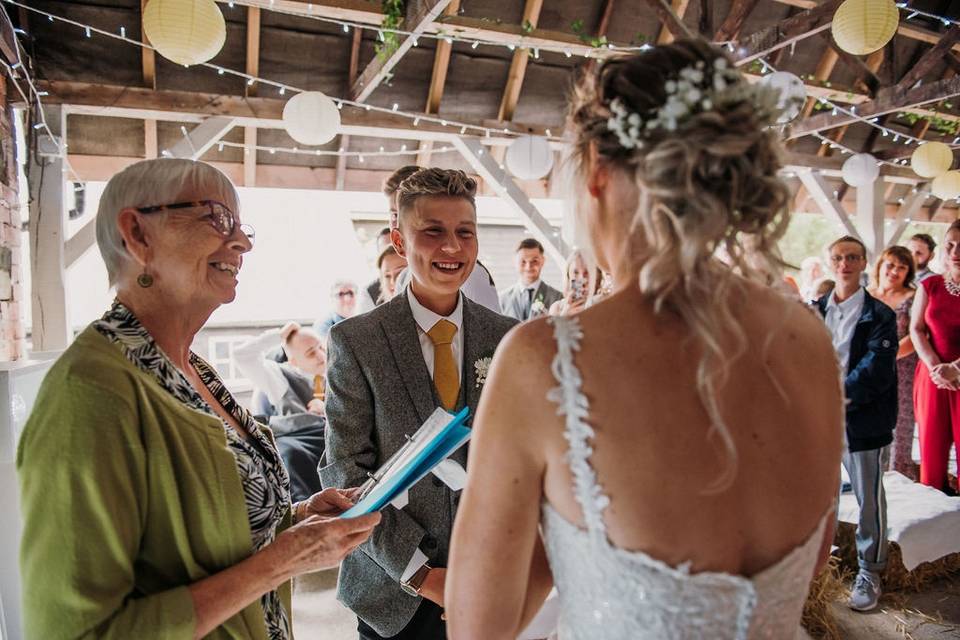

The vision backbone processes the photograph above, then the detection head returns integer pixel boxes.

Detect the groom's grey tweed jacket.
[319,292,517,636]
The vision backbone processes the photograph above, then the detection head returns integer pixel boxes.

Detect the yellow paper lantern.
[143,0,226,67]
[931,171,960,200]
[911,142,954,178]
[831,0,900,55]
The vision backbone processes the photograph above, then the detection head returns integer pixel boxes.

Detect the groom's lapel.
[461,297,487,414]
[380,296,437,425]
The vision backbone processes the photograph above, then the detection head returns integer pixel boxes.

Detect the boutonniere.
[474,356,493,388]
[530,294,547,318]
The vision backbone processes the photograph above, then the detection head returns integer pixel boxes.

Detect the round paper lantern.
[931,171,960,200]
[505,136,554,180]
[841,153,880,187]
[911,142,954,178]
[759,71,807,124]
[831,0,900,56]
[282,91,341,145]
[143,0,226,66]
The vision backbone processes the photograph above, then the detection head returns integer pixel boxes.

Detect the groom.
[320,168,517,639]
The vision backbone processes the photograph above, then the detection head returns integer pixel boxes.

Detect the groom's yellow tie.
[427,319,459,410]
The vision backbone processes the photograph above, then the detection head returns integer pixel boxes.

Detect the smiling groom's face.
[392,195,478,300]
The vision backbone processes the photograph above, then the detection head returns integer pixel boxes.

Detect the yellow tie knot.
[427,319,457,346]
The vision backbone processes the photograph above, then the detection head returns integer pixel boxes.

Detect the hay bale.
[802,556,850,639]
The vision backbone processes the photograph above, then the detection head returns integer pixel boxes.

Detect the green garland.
[376,0,405,61]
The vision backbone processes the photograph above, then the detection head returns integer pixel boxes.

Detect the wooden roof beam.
[896,24,960,91]
[787,75,960,139]
[335,27,363,190]
[732,0,841,65]
[644,0,694,42]
[655,0,690,44]
[350,0,454,103]
[140,0,157,158]
[245,7,261,97]
[714,0,761,43]
[417,0,460,167]
[497,0,544,122]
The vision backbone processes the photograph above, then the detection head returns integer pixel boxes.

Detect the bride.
[446,39,843,639]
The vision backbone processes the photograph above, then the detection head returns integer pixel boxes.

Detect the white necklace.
[945,276,960,297]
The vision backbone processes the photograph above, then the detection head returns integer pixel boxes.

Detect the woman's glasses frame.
[134,200,255,243]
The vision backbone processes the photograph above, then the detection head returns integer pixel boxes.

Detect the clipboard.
[340,406,472,518]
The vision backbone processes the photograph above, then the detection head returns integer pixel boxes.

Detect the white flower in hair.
[604,52,786,150]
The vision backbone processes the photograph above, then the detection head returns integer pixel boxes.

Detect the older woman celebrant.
[17,158,380,639]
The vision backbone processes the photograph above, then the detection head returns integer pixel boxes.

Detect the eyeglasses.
[335,290,356,298]
[830,254,864,264]
[135,200,255,244]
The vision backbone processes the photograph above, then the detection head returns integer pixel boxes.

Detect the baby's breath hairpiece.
[605,56,783,151]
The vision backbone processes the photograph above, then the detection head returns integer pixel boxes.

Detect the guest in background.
[818,235,898,611]
[386,165,502,312]
[314,279,358,339]
[548,249,601,316]
[908,233,937,283]
[233,322,329,501]
[868,246,919,480]
[499,238,562,320]
[799,256,825,302]
[358,227,396,313]
[376,245,407,304]
[910,220,960,494]
[868,245,919,481]
[17,158,378,639]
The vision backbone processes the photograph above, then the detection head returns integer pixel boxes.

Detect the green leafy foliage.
[376,0,405,61]
[570,19,608,48]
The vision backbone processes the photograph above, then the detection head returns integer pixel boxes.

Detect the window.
[206,335,254,390]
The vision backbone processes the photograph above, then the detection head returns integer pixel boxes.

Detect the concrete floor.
[291,568,960,640]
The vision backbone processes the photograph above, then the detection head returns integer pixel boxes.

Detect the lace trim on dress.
[547,316,610,543]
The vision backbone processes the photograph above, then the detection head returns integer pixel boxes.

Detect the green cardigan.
[17,326,292,639]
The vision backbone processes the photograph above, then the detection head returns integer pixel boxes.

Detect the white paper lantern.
[282,91,341,145]
[911,142,954,178]
[931,171,960,200]
[505,136,554,181]
[841,153,880,187]
[759,71,807,124]
[143,0,226,67]
[831,0,900,56]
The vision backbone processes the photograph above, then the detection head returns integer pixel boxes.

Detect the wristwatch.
[400,563,432,597]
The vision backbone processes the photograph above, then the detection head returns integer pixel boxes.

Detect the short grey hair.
[96,158,239,286]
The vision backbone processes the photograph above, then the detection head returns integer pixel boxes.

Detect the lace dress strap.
[546,316,610,544]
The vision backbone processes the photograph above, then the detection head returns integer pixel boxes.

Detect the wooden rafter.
[497,0,543,122]
[644,0,694,42]
[245,7,261,98]
[221,0,960,58]
[731,0,841,65]
[896,24,960,91]
[656,0,690,45]
[140,0,157,158]
[822,32,881,96]
[714,0,761,43]
[417,0,461,166]
[350,0,453,103]
[335,27,363,190]
[788,75,960,139]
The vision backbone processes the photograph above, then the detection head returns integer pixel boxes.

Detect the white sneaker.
[848,570,882,611]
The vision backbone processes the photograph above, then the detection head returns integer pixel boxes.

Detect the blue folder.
[340,406,472,518]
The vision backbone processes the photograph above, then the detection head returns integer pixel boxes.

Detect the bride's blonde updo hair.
[569,39,792,491]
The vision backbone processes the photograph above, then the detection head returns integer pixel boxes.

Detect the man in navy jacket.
[817,235,898,612]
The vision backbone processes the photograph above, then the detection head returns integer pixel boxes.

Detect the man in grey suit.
[499,237,562,320]
[320,168,517,639]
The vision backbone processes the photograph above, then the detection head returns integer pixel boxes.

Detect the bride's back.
[540,281,842,578]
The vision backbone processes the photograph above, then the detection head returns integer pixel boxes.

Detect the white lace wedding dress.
[541,317,829,639]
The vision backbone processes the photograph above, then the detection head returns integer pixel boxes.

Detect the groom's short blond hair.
[396,169,477,227]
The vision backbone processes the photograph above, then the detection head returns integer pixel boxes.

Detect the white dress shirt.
[401,287,464,582]
[395,263,501,314]
[824,286,865,373]
[231,329,291,406]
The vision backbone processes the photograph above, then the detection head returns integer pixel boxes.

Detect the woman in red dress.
[910,219,960,492]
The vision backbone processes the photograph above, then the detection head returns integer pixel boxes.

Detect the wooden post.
[855,177,885,261]
[27,107,70,350]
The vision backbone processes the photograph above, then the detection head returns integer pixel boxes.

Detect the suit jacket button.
[424,536,438,551]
